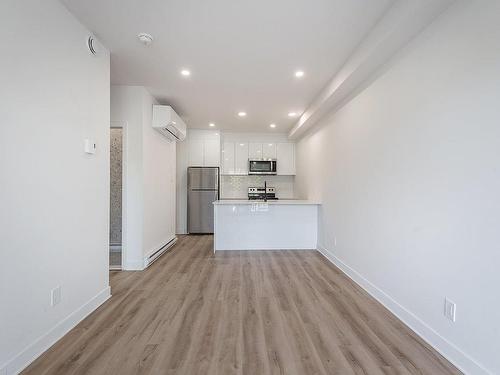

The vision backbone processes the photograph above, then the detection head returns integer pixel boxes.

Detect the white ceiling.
[62,0,392,132]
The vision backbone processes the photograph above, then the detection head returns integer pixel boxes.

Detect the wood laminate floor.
[23,235,461,375]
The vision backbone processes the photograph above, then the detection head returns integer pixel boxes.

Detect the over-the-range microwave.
[248,159,277,175]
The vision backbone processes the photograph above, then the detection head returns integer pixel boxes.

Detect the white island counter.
[213,200,320,251]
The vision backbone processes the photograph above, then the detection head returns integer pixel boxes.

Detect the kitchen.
[175,127,319,251]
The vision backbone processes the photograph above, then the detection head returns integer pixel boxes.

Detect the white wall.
[0,1,110,373]
[110,86,144,268]
[176,130,190,234]
[141,92,177,258]
[111,86,176,268]
[295,1,500,374]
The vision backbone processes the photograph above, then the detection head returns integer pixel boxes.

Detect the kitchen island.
[213,200,320,251]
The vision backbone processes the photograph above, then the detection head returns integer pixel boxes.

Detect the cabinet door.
[263,142,277,159]
[222,142,235,175]
[234,142,249,175]
[277,142,295,175]
[248,142,263,159]
[204,139,220,167]
[188,139,204,166]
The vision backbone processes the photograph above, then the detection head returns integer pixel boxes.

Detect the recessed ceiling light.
[238,111,247,117]
[269,123,276,128]
[181,69,191,76]
[288,112,298,117]
[295,70,304,78]
[209,123,215,127]
[137,33,154,46]
[239,143,245,146]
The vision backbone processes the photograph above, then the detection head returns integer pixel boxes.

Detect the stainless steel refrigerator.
[187,167,219,234]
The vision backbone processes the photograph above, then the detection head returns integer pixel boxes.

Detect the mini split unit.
[152,105,187,141]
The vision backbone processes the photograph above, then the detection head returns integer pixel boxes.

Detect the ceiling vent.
[137,33,154,46]
[87,35,99,55]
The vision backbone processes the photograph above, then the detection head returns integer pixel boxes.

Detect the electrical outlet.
[444,298,456,322]
[51,286,61,307]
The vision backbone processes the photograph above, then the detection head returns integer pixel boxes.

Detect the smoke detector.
[137,33,154,46]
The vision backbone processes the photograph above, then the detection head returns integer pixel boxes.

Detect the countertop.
[213,199,320,205]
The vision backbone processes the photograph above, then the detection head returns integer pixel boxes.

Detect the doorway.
[109,126,123,270]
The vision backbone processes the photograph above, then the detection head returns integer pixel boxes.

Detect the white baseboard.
[123,259,144,271]
[316,245,491,375]
[215,247,316,251]
[1,286,111,375]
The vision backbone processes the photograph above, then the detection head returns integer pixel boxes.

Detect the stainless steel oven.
[248,159,277,175]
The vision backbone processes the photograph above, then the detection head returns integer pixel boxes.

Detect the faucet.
[264,180,267,202]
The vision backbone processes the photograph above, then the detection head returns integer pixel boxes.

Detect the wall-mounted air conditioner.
[152,105,187,141]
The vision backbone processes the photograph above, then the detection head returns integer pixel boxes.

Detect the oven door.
[248,160,277,175]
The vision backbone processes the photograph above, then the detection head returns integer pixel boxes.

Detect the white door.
[204,139,220,166]
[263,142,277,159]
[188,139,204,166]
[234,142,249,174]
[277,142,295,175]
[249,142,263,159]
[222,142,235,175]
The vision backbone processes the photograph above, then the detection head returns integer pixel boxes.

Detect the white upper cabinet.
[263,142,277,159]
[222,142,235,175]
[277,142,295,175]
[221,136,295,175]
[203,139,220,167]
[188,139,204,166]
[248,142,263,159]
[188,131,220,167]
[235,142,249,174]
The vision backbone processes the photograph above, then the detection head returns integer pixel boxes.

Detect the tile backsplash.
[220,175,295,199]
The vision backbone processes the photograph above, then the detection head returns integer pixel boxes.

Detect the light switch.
[84,139,96,154]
